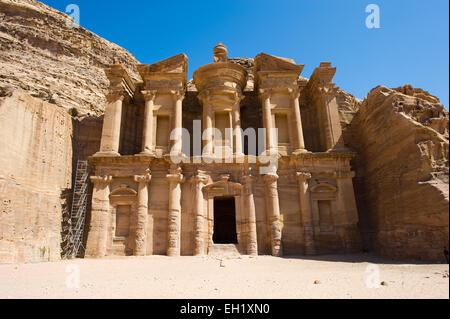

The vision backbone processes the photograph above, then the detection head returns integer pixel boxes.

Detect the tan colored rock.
[344,85,449,262]
[0,91,73,263]
[0,0,140,117]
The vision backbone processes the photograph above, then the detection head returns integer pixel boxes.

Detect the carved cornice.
[90,175,113,184]
[104,65,135,100]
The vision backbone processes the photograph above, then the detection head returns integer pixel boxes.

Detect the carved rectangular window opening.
[156,115,170,147]
[318,200,334,232]
[275,113,289,144]
[115,205,131,237]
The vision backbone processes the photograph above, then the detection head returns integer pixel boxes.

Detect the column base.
[93,151,120,157]
[137,150,154,157]
[292,148,311,155]
[164,152,187,163]
[327,146,352,153]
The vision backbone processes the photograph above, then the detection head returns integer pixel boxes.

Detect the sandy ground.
[0,254,448,299]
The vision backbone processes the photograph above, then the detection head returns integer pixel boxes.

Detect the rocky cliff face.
[0,0,140,117]
[0,0,138,263]
[344,86,449,261]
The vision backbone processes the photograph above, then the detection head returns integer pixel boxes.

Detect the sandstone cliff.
[344,85,449,261]
[0,0,138,263]
[0,0,140,117]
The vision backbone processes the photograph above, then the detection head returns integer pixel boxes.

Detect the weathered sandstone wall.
[0,0,139,263]
[0,0,140,116]
[0,91,73,263]
[344,85,449,261]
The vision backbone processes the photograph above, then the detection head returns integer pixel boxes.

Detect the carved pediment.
[202,175,243,196]
[310,182,337,193]
[254,53,304,74]
[110,184,137,197]
[137,54,188,77]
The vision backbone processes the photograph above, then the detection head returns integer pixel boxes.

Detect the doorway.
[213,197,238,244]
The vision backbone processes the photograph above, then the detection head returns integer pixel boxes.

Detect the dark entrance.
[213,197,238,244]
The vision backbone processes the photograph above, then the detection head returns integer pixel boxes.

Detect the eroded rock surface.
[0,0,140,116]
[344,86,449,261]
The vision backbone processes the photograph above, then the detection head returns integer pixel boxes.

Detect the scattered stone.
[314,280,321,285]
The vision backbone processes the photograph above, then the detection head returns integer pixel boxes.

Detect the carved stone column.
[289,88,307,153]
[260,89,275,153]
[334,170,361,252]
[141,91,156,155]
[335,171,359,225]
[166,168,184,256]
[192,172,208,256]
[263,173,282,256]
[199,91,213,157]
[296,172,315,255]
[97,93,124,156]
[171,90,185,156]
[320,86,346,151]
[85,175,112,258]
[242,175,258,256]
[232,93,244,156]
[134,171,151,256]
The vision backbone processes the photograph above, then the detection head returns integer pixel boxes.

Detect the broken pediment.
[254,53,304,74]
[137,53,188,77]
[110,184,137,198]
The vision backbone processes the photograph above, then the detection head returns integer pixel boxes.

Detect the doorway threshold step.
[208,244,241,257]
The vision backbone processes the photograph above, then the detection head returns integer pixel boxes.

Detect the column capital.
[90,175,113,184]
[197,89,211,104]
[259,88,273,100]
[141,90,157,102]
[296,171,312,181]
[105,91,125,103]
[134,170,152,183]
[233,91,245,104]
[167,168,185,184]
[288,87,301,100]
[190,171,209,184]
[318,84,339,99]
[241,175,255,184]
[263,173,279,183]
[334,171,356,179]
[170,89,185,102]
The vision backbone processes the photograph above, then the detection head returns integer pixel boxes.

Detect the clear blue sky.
[41,0,449,107]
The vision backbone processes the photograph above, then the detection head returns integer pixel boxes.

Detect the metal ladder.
[65,160,89,259]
